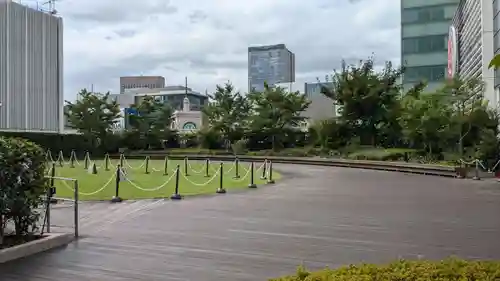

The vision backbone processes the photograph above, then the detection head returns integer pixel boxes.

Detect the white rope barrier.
[60,173,115,196]
[231,165,252,182]
[187,162,205,174]
[121,170,176,192]
[181,169,220,186]
[46,153,275,194]
[123,157,147,170]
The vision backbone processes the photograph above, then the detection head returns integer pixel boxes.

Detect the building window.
[402,35,447,54]
[404,65,446,83]
[402,5,447,24]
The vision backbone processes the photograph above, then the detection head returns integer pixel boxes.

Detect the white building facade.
[171,97,203,134]
[0,0,64,132]
[451,0,496,106]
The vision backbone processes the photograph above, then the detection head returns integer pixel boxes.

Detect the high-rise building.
[0,0,64,133]
[248,44,295,92]
[303,82,339,120]
[451,0,496,106]
[120,76,165,94]
[401,0,459,90]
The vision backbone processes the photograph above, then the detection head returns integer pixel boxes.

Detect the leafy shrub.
[270,258,500,281]
[0,137,48,245]
[231,139,248,155]
[197,129,223,150]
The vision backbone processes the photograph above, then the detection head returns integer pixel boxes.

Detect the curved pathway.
[1,164,500,280]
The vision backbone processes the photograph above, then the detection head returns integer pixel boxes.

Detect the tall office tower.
[401,0,459,90]
[0,0,64,133]
[450,0,496,106]
[120,76,165,94]
[248,44,295,92]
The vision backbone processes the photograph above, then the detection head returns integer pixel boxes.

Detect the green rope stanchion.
[163,156,169,175]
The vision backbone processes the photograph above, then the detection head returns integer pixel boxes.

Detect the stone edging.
[0,233,74,264]
[121,153,459,178]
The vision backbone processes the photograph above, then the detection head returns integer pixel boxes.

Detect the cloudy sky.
[20,0,400,100]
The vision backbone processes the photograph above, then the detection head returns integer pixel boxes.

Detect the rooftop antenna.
[42,0,57,15]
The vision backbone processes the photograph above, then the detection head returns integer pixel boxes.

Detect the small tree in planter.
[0,137,47,246]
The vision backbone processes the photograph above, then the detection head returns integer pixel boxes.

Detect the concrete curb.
[0,233,74,264]
[118,153,459,178]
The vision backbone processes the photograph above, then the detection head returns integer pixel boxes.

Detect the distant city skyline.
[7,1,399,101]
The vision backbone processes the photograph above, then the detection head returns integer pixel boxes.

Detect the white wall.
[0,1,63,132]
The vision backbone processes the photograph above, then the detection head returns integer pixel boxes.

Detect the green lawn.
[47,157,280,201]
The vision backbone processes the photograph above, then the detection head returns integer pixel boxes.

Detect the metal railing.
[43,176,79,238]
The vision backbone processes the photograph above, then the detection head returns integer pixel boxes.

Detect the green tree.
[247,83,311,151]
[65,89,121,149]
[399,90,455,155]
[321,58,403,146]
[128,96,174,149]
[202,82,250,149]
[439,77,486,156]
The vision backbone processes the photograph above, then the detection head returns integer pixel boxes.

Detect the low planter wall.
[0,233,74,264]
[117,153,459,178]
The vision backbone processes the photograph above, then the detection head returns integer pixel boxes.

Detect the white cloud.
[47,0,400,99]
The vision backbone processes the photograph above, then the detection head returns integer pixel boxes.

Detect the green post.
[184,157,189,176]
[216,162,226,193]
[170,165,182,200]
[111,165,122,203]
[91,162,98,174]
[267,161,275,184]
[50,162,56,191]
[49,162,58,204]
[120,153,124,167]
[260,159,267,179]
[233,157,240,179]
[58,151,63,167]
[70,150,75,168]
[163,156,169,175]
[105,154,110,171]
[205,159,210,177]
[84,151,89,170]
[145,156,150,174]
[248,162,257,188]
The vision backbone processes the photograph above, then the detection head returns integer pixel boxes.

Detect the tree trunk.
[14,217,21,237]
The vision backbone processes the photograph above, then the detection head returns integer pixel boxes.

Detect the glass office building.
[248,44,295,92]
[401,0,459,90]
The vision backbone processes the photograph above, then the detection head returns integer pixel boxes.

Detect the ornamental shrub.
[269,258,500,281]
[0,137,48,245]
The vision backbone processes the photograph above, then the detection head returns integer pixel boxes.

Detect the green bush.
[0,137,48,245]
[231,139,248,155]
[270,258,500,281]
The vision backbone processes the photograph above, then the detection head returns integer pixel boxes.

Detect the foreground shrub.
[269,258,500,281]
[0,137,47,245]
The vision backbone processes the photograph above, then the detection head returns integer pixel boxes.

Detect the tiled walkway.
[1,164,500,280]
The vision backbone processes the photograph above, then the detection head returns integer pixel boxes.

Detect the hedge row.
[0,132,94,155]
[270,258,500,281]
